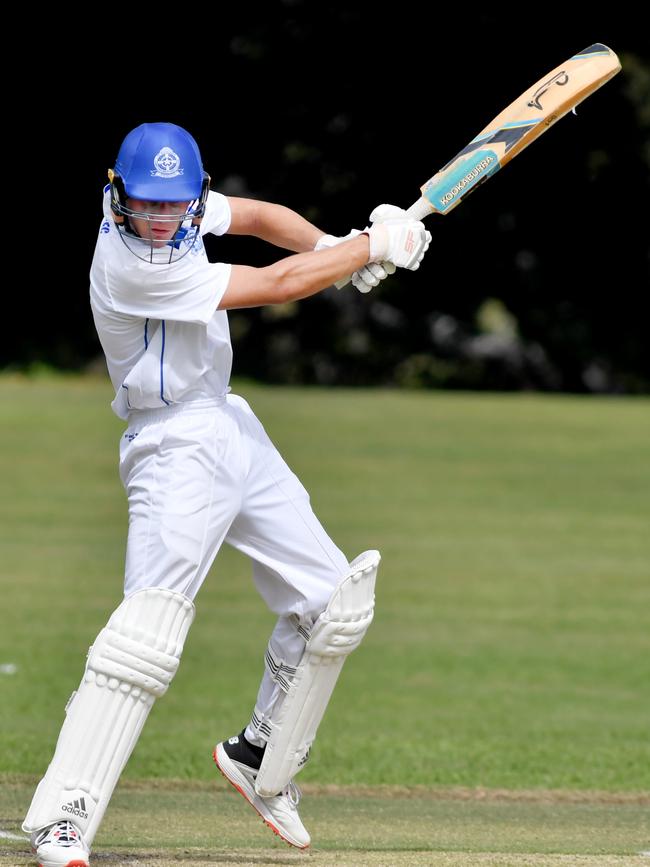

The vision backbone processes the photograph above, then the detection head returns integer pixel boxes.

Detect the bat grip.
[405,198,433,220]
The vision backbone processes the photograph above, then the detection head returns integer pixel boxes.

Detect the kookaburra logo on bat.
[527,71,570,110]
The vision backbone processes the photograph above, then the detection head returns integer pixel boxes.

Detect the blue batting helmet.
[113,122,208,202]
[108,122,211,264]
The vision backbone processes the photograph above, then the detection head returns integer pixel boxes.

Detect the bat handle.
[405,198,433,220]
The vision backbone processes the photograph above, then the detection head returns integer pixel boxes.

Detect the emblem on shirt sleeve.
[151,148,184,179]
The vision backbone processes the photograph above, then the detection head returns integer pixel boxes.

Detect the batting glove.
[367,204,410,224]
[314,230,394,293]
[347,204,415,291]
[314,229,362,252]
[367,217,431,269]
[351,260,397,293]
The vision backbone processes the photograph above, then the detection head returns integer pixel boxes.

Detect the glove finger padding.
[364,262,389,281]
[368,221,431,269]
[351,262,387,293]
[352,273,372,293]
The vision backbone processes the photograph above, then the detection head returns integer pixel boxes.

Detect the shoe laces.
[35,820,84,847]
[282,780,302,808]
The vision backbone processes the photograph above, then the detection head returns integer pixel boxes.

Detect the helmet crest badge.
[151,147,184,179]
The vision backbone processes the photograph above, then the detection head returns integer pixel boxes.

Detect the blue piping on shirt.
[160,321,170,405]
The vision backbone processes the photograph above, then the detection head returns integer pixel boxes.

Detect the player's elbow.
[266,262,311,304]
[269,281,302,305]
[257,267,304,306]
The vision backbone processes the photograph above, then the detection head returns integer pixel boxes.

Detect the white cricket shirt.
[90,190,233,419]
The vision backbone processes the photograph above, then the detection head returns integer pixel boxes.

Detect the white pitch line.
[0,829,28,841]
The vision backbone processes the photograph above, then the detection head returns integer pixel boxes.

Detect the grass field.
[1,780,649,865]
[0,374,648,864]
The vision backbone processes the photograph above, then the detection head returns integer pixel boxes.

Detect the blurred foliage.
[8,5,649,392]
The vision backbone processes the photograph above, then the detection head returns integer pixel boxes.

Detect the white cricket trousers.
[119,393,350,743]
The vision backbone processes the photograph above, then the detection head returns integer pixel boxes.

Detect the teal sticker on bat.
[423,150,501,213]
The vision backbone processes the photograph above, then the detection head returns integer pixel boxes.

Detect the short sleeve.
[200,190,232,237]
[100,257,232,325]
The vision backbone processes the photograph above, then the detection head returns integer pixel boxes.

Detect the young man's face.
[127,199,191,248]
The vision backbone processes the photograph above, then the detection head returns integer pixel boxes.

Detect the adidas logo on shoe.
[61,797,89,819]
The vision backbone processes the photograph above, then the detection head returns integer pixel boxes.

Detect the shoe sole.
[36,859,88,867]
[37,862,88,867]
[213,745,309,850]
[33,844,89,867]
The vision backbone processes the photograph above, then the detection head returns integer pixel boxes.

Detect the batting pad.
[255,550,380,796]
[23,587,195,845]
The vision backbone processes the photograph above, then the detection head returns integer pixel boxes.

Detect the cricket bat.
[404,43,621,221]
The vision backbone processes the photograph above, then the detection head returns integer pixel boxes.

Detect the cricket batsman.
[23,122,430,866]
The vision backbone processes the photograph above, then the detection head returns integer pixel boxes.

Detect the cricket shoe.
[31,820,89,867]
[213,730,310,849]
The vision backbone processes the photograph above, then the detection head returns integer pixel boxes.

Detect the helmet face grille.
[114,218,203,265]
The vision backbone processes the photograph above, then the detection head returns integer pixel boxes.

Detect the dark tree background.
[7,5,649,392]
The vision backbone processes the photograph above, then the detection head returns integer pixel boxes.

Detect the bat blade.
[405,44,621,220]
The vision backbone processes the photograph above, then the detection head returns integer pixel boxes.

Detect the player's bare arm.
[220,235,370,309]
[227,196,325,252]
[219,217,431,311]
